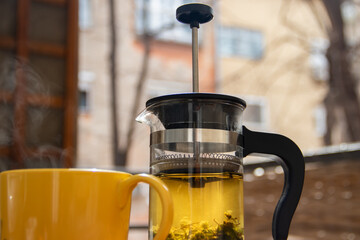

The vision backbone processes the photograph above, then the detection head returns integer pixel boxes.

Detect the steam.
[0,57,17,92]
[0,58,17,148]
[0,57,67,170]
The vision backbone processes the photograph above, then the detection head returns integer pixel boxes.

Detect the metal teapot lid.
[145,93,246,130]
[146,93,246,107]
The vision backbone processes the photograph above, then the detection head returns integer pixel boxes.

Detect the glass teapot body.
[137,93,305,240]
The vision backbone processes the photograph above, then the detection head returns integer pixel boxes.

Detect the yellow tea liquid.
[150,172,244,240]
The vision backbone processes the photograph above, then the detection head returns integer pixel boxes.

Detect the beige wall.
[219,0,329,151]
[77,0,112,168]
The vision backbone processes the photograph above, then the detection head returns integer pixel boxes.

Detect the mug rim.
[0,168,132,176]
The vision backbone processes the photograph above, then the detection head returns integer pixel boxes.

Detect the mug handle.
[118,174,173,240]
[242,126,305,240]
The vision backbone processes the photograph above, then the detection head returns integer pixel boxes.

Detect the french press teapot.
[137,4,305,240]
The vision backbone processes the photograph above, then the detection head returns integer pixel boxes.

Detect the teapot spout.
[136,107,165,131]
[136,108,151,125]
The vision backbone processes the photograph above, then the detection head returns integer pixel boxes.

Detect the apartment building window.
[341,1,360,47]
[78,71,94,113]
[79,0,93,30]
[135,0,192,44]
[309,38,329,82]
[314,105,327,137]
[79,90,89,112]
[242,96,269,130]
[219,26,264,60]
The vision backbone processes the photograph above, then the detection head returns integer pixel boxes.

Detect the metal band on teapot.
[150,128,243,153]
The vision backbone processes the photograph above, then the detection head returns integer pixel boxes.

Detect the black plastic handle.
[242,126,305,240]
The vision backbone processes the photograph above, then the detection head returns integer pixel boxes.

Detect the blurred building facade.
[218,0,329,151]
[76,0,338,168]
[77,0,216,169]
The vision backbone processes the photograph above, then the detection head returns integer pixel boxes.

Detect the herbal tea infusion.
[150,173,244,240]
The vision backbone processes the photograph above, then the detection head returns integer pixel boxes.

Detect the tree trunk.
[322,0,360,144]
[117,0,174,166]
[108,0,121,165]
[119,0,152,165]
[120,34,152,164]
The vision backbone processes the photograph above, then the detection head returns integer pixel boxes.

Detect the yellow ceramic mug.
[0,169,173,240]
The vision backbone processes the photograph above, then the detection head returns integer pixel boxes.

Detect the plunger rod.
[176,3,213,92]
[192,27,199,92]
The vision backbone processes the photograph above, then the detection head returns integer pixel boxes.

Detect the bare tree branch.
[108,0,121,165]
[279,0,312,48]
[118,1,175,166]
[121,34,151,163]
[306,0,333,36]
[223,35,308,88]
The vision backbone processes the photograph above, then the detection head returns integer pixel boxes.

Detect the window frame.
[219,26,264,60]
[241,95,269,131]
[78,70,94,114]
[134,0,194,44]
[0,0,79,168]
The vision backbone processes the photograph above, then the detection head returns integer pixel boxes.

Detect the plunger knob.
[176,3,213,28]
